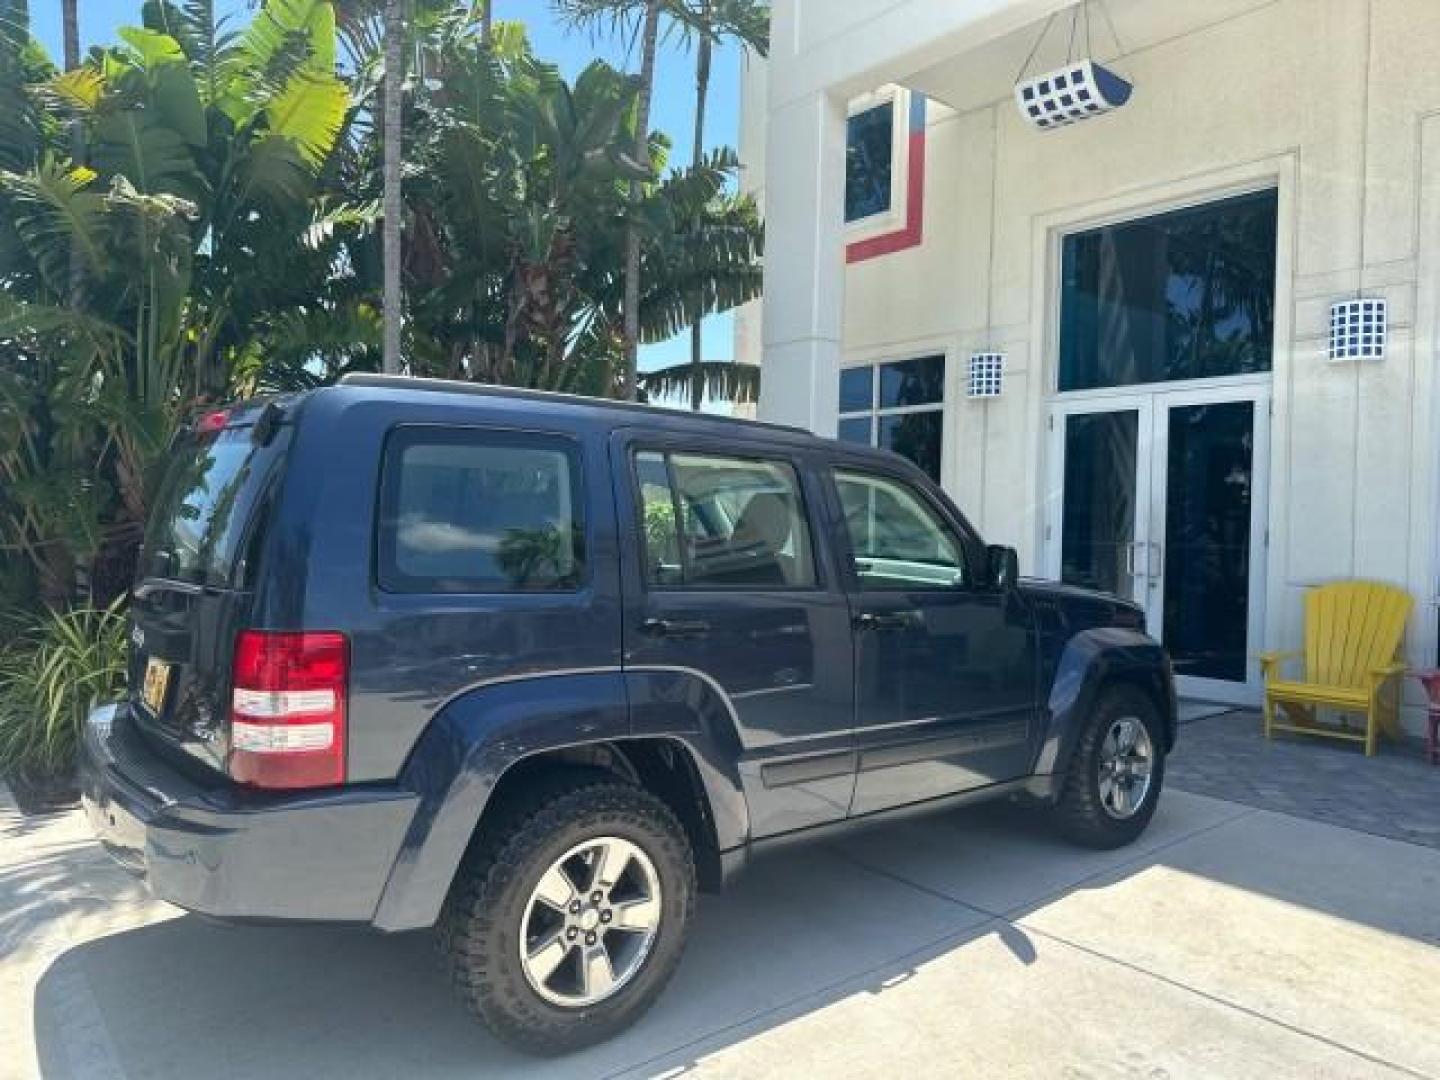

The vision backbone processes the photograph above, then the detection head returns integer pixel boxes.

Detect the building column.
[757,89,847,434]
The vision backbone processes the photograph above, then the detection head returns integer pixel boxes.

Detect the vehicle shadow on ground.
[29,844,999,1080]
[30,792,1440,1080]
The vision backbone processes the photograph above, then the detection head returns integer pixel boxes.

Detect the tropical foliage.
[0,599,127,778]
[1,0,361,608]
[0,0,767,623]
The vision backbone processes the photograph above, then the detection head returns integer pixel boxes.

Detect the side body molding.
[372,667,751,931]
[1032,627,1177,781]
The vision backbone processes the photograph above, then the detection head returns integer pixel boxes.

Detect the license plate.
[141,658,172,714]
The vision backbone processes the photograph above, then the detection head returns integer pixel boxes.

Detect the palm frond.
[638,359,759,405]
[45,66,106,113]
[708,0,770,56]
[141,0,241,94]
[0,0,55,171]
[234,301,383,393]
[0,159,110,294]
[302,197,380,249]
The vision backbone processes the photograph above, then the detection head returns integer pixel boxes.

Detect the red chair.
[1414,670,1440,765]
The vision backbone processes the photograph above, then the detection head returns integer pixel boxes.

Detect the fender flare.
[1032,627,1177,781]
[371,667,749,931]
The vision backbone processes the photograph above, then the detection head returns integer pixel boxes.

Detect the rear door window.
[142,423,290,588]
[377,427,585,593]
[635,450,817,589]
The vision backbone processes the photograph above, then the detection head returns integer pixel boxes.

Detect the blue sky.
[31,0,748,376]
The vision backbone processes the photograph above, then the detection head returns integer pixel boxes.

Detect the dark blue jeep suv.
[81,374,1175,1053]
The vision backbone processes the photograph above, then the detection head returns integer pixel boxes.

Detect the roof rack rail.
[334,373,812,438]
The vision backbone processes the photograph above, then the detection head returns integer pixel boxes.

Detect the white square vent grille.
[1329,298,1387,360]
[969,353,1005,398]
[1015,59,1133,132]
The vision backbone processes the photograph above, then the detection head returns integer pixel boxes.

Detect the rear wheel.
[1053,685,1165,849]
[439,778,695,1055]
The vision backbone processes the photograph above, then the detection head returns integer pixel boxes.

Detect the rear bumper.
[80,703,419,925]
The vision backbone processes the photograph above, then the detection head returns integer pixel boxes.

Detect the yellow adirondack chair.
[1259,581,1412,756]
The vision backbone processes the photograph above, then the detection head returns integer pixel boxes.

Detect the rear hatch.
[128,401,292,777]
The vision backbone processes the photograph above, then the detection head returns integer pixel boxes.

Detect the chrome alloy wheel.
[1097,715,1154,820]
[518,836,663,1008]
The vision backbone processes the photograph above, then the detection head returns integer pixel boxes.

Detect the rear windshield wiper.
[133,577,206,600]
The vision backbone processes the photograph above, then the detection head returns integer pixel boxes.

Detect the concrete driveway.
[4,785,1438,1080]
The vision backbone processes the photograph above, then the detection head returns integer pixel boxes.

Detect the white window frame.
[844,85,913,241]
[837,354,948,481]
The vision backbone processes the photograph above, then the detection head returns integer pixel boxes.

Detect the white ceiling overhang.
[903,0,1278,114]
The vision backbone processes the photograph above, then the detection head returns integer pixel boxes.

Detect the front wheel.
[439,779,696,1055]
[1052,685,1166,849]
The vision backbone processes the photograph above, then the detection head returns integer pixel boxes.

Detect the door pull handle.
[853,611,917,632]
[1125,541,1145,577]
[641,617,710,638]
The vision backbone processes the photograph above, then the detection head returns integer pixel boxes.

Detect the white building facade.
[738,0,1440,730]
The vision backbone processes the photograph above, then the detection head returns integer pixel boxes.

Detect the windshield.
[140,424,289,587]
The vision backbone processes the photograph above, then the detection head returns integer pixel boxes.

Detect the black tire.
[1053,685,1166,849]
[438,774,696,1055]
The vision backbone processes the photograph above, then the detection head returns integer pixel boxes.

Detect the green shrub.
[0,600,128,778]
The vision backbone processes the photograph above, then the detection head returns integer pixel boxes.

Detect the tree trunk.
[621,0,662,401]
[688,0,712,411]
[63,0,83,305]
[382,0,404,374]
[480,0,492,44]
[61,0,79,68]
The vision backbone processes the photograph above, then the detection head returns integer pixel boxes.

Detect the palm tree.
[61,0,81,301]
[60,0,77,67]
[555,0,662,401]
[623,0,662,401]
[685,0,710,410]
[382,0,403,373]
[681,0,766,409]
[557,0,767,407]
[380,15,762,401]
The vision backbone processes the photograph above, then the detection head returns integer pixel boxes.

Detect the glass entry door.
[1046,384,1269,704]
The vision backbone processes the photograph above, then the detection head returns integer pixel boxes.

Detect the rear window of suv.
[141,421,290,588]
[377,427,585,593]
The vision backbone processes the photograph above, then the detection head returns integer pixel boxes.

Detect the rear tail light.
[228,630,348,789]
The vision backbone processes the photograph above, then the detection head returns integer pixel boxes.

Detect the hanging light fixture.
[1014,1,1132,132]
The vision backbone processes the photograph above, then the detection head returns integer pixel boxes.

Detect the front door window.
[834,470,967,589]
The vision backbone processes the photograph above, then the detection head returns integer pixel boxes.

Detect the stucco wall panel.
[746,0,1440,729]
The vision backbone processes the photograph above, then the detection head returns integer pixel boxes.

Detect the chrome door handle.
[1147,542,1162,583]
[853,611,918,632]
[641,617,711,639]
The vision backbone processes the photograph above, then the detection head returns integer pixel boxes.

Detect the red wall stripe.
[846,100,926,264]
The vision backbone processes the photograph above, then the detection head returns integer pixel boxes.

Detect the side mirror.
[985,544,1020,590]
